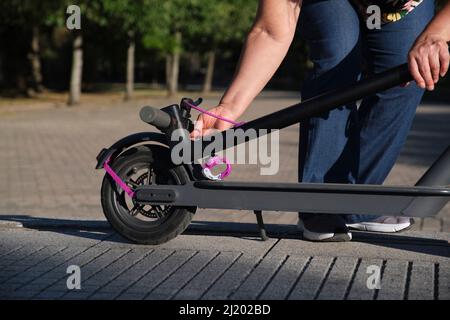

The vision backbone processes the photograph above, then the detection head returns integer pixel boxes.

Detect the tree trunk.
[0,56,3,85]
[202,50,216,94]
[29,25,44,93]
[125,34,135,101]
[165,54,172,89]
[16,73,27,95]
[68,33,83,106]
[168,31,182,97]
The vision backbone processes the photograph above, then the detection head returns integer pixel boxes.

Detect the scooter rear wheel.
[101,145,196,245]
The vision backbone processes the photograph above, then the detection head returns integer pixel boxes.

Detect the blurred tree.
[103,0,146,100]
[4,0,445,100]
[50,0,107,106]
[0,0,62,95]
[139,0,256,96]
[191,0,257,93]
[141,0,195,96]
[69,28,83,106]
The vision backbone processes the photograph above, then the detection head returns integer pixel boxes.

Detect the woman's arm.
[408,1,450,91]
[192,0,302,137]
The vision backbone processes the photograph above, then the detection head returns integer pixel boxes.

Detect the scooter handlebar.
[140,106,172,129]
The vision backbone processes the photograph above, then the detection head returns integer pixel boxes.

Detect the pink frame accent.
[104,158,135,198]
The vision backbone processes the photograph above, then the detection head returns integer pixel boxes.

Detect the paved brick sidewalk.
[0,221,448,300]
[0,93,449,231]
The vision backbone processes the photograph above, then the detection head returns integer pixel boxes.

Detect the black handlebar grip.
[140,106,172,129]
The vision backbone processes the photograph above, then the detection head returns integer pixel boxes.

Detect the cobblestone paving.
[0,94,448,231]
[0,226,448,300]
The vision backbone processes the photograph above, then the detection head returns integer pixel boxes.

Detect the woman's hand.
[190,104,238,139]
[190,0,301,140]
[408,34,449,91]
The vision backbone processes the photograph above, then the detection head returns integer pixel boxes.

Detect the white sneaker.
[298,214,352,242]
[346,216,413,233]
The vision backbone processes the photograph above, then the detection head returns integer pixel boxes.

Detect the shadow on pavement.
[1,216,448,259]
[0,215,113,242]
[188,221,450,260]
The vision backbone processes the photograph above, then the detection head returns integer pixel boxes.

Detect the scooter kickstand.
[254,210,269,241]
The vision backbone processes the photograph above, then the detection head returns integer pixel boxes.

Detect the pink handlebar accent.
[185,101,246,128]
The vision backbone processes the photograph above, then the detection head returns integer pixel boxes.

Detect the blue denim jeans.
[297,0,435,223]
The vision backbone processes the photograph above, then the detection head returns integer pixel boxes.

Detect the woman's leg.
[297,0,362,240]
[298,0,362,185]
[347,0,435,225]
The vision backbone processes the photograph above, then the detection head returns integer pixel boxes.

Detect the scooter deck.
[134,181,450,218]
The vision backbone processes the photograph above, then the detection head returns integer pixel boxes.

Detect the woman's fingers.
[409,57,425,89]
[203,128,218,136]
[189,105,238,139]
[408,35,449,91]
[418,55,435,90]
[429,50,441,84]
[215,120,234,131]
[439,45,450,77]
[191,115,204,139]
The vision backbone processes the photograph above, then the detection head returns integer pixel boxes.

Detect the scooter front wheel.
[101,145,196,245]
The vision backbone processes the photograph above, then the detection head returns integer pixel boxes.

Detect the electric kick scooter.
[96,63,450,245]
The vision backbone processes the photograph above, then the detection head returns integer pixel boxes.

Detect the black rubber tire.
[101,145,196,245]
